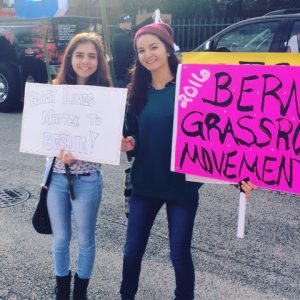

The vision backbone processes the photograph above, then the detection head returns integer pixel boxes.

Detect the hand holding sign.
[121,136,136,152]
[58,149,76,165]
[239,180,258,198]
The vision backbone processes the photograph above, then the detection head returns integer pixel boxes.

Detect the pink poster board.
[171,64,300,195]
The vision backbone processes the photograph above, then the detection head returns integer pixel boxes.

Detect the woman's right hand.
[121,136,135,152]
[58,149,77,165]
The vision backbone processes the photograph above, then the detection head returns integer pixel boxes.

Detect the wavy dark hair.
[128,38,178,115]
[53,32,111,87]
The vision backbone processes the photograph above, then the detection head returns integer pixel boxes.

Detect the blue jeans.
[120,194,199,300]
[47,171,102,279]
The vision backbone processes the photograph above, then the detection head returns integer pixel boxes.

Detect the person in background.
[287,32,300,53]
[111,14,135,87]
[44,32,111,300]
[120,22,257,300]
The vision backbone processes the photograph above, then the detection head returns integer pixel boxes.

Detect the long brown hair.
[128,38,178,115]
[53,32,111,87]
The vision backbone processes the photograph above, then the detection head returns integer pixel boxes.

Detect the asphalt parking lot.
[0,112,299,300]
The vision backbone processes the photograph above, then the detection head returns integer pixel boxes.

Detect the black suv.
[194,10,300,54]
[0,35,48,112]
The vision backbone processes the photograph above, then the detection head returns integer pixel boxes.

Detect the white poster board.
[20,83,127,165]
[186,174,231,184]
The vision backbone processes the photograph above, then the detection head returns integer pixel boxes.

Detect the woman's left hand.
[58,149,77,165]
[240,181,258,198]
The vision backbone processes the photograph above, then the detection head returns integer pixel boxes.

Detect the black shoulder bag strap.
[45,157,56,188]
[64,163,75,200]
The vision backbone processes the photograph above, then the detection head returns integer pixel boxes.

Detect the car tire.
[0,62,22,113]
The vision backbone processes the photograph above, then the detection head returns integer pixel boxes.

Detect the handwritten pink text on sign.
[173,64,300,195]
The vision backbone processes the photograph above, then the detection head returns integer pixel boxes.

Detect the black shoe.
[73,273,89,300]
[55,271,71,300]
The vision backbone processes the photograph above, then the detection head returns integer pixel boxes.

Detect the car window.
[287,21,300,53]
[215,21,280,52]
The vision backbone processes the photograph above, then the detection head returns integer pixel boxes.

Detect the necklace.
[150,79,175,90]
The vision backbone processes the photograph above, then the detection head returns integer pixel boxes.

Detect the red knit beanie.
[134,23,174,50]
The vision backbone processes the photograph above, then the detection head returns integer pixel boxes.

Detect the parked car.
[193,10,300,54]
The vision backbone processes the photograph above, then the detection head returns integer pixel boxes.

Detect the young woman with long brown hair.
[43,32,111,300]
[120,23,256,299]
